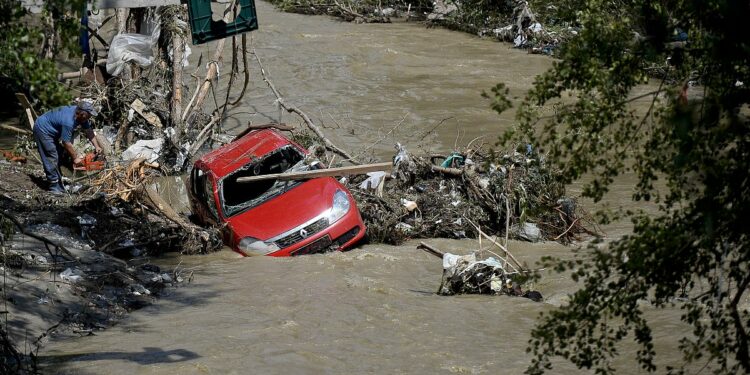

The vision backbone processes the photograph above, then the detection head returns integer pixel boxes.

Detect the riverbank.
[0,161,197,373]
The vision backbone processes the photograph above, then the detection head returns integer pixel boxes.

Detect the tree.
[488,0,750,373]
[0,0,85,110]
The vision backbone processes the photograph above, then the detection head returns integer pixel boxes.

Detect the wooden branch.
[231,123,294,141]
[237,162,392,183]
[130,99,163,128]
[431,165,463,176]
[465,217,525,272]
[0,124,31,135]
[417,241,444,259]
[181,2,236,124]
[186,114,219,157]
[141,184,191,229]
[170,28,185,130]
[251,49,359,164]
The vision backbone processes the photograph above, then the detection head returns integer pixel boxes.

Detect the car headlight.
[238,237,279,256]
[327,189,350,224]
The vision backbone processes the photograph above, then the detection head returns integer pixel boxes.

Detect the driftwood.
[141,185,192,229]
[0,124,31,135]
[170,26,185,129]
[431,165,463,176]
[251,48,359,164]
[237,162,392,183]
[417,241,444,259]
[130,98,163,129]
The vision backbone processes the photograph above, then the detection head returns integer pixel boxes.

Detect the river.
[38,1,686,374]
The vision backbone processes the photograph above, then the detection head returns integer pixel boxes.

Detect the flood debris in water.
[418,242,542,300]
[346,143,598,246]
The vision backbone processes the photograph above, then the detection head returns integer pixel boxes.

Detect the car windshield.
[220,145,306,217]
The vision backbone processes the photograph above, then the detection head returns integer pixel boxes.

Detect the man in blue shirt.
[33,101,103,194]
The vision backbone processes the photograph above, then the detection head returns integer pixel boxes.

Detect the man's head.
[75,101,98,124]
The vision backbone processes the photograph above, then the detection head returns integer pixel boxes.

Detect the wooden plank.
[237,162,392,183]
[23,109,35,130]
[0,124,32,135]
[15,93,38,120]
[94,0,180,9]
[130,99,163,129]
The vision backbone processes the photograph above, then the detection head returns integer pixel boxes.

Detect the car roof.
[195,129,305,178]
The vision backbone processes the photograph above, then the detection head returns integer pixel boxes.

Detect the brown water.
[39,2,685,374]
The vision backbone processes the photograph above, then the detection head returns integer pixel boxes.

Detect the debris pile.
[348,143,596,245]
[418,242,543,300]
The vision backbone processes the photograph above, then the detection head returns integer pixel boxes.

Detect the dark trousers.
[34,129,64,185]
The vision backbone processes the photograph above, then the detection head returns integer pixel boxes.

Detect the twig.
[251,48,358,164]
[465,217,525,272]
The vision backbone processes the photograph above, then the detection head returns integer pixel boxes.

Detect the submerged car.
[187,128,366,256]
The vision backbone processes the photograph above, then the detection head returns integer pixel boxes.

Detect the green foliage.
[490,0,750,373]
[0,0,85,110]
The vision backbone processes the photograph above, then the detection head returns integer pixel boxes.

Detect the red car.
[187,128,366,256]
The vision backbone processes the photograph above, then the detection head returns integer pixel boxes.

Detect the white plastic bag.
[121,138,164,163]
[107,34,155,76]
[106,13,161,76]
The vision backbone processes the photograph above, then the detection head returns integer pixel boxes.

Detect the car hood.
[225,177,338,241]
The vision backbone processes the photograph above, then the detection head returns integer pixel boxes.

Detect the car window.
[220,145,305,217]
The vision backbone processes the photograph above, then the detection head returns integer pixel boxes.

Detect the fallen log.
[237,162,392,183]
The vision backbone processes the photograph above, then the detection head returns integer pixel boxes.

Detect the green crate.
[187,0,258,45]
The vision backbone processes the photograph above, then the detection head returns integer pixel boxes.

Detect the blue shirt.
[34,106,92,143]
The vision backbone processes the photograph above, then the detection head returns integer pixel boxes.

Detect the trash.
[129,283,151,296]
[437,251,541,300]
[77,214,97,239]
[395,222,413,232]
[77,214,96,226]
[401,198,418,212]
[106,14,160,76]
[359,171,386,190]
[121,138,164,163]
[516,222,542,242]
[60,268,84,283]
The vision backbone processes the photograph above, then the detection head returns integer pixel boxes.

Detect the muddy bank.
[0,162,198,373]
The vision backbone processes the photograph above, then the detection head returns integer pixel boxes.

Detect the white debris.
[60,268,84,283]
[121,138,164,163]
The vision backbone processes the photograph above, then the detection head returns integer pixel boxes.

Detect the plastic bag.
[106,13,161,76]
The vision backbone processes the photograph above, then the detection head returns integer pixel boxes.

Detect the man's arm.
[63,141,84,165]
[85,128,102,154]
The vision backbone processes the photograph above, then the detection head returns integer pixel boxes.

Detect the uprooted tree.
[487,0,750,373]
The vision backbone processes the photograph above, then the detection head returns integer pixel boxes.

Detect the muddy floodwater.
[39,1,686,374]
